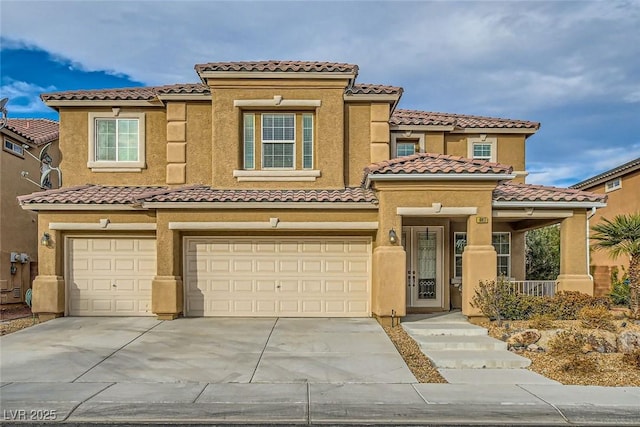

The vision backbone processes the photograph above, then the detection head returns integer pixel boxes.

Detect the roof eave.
[20,203,146,211]
[141,201,378,209]
[492,201,607,209]
[365,173,516,188]
[41,100,163,107]
[451,127,539,135]
[571,160,640,190]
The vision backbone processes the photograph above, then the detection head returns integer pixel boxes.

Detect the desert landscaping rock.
[584,330,618,353]
[507,329,541,348]
[618,331,640,354]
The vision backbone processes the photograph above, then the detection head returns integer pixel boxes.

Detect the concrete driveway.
[0,317,416,384]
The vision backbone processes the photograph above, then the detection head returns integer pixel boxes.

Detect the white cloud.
[0,79,56,113]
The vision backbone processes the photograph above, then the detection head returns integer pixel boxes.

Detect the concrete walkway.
[403,312,558,385]
[1,316,639,425]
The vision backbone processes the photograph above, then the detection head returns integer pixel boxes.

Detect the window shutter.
[244,114,255,169]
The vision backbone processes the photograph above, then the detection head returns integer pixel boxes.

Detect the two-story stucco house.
[19,61,606,324]
[572,157,640,296]
[1,118,59,304]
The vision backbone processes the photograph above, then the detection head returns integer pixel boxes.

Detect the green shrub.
[547,291,610,320]
[578,306,617,332]
[609,266,631,306]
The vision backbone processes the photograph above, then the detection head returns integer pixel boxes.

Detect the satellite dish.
[0,98,8,111]
[39,142,53,164]
[40,168,52,189]
[0,97,7,130]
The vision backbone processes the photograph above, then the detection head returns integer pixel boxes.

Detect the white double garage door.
[68,236,371,317]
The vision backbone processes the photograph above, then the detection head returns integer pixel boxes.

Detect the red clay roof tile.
[18,185,377,205]
[391,109,540,130]
[494,182,606,203]
[3,119,59,145]
[347,84,403,95]
[41,84,209,101]
[365,153,513,179]
[195,60,358,74]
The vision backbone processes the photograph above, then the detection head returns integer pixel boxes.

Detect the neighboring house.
[19,61,606,324]
[1,118,59,304]
[571,157,640,296]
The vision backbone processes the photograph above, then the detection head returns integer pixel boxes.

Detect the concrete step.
[402,322,487,337]
[438,368,559,385]
[416,335,507,351]
[425,350,532,369]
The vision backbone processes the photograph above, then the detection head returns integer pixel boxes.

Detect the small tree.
[526,225,560,280]
[591,213,640,318]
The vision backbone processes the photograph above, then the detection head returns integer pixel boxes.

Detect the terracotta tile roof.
[17,185,166,205]
[365,153,513,179]
[347,84,403,95]
[3,119,59,145]
[571,157,640,190]
[18,185,377,205]
[493,182,607,204]
[41,84,209,101]
[390,109,540,130]
[138,185,377,204]
[195,60,358,74]
[155,83,210,95]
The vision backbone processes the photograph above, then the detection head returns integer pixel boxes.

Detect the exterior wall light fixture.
[41,232,51,247]
[389,228,398,244]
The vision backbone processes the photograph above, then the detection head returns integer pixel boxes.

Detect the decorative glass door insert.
[403,226,443,308]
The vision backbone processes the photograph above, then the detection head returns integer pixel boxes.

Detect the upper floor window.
[468,136,496,162]
[4,139,24,158]
[472,143,492,161]
[243,112,314,170]
[88,112,146,172]
[396,142,417,157]
[605,177,622,192]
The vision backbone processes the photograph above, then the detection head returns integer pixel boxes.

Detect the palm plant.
[591,213,640,318]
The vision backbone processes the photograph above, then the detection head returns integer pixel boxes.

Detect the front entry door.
[403,226,443,308]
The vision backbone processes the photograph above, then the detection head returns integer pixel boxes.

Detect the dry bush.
[560,354,598,373]
[529,314,556,329]
[548,329,588,356]
[622,350,640,369]
[578,306,617,332]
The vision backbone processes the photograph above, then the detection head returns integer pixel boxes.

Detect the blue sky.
[1,0,639,187]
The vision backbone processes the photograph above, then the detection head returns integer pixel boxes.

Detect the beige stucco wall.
[208,78,350,189]
[583,169,640,294]
[444,133,526,170]
[1,137,60,303]
[58,108,168,186]
[345,103,372,187]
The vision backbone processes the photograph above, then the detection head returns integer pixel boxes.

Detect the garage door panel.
[68,238,155,316]
[185,237,371,317]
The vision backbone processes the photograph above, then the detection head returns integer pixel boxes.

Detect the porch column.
[557,209,593,295]
[462,208,496,318]
[152,215,183,320]
[32,216,65,321]
[371,210,406,325]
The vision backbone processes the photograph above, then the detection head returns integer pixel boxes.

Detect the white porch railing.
[509,280,557,297]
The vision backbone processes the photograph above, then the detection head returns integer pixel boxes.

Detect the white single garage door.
[184,237,371,317]
[67,237,156,316]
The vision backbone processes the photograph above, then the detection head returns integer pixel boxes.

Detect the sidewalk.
[2,381,639,425]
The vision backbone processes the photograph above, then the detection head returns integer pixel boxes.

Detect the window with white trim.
[242,112,314,170]
[605,177,622,192]
[88,112,145,171]
[3,139,24,157]
[472,143,492,160]
[453,232,511,278]
[396,142,417,157]
[467,136,497,162]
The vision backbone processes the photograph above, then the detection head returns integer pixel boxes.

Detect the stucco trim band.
[366,173,516,187]
[233,169,321,182]
[49,223,157,231]
[199,71,356,80]
[391,125,455,132]
[169,221,379,230]
[144,202,377,209]
[453,128,537,135]
[397,206,478,216]
[343,94,400,103]
[493,209,574,219]
[233,98,321,108]
[493,201,607,209]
